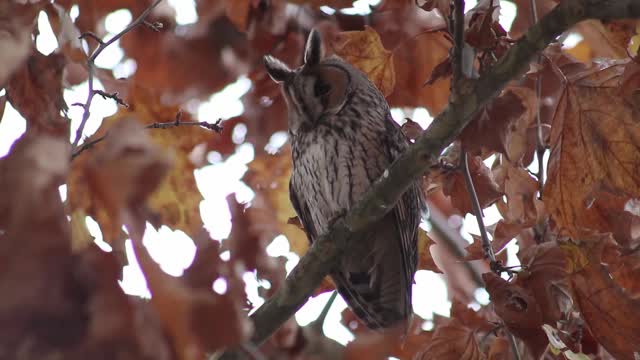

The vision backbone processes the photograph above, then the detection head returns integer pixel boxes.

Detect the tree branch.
[71,0,163,149]
[222,0,640,353]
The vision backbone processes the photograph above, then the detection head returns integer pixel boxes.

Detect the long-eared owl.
[264,29,424,329]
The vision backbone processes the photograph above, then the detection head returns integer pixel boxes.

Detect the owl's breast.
[292,127,388,235]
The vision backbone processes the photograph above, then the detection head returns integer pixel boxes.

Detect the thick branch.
[228,0,640,352]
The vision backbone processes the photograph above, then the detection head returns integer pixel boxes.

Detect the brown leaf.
[6,51,69,138]
[120,14,242,102]
[424,56,452,86]
[415,319,486,360]
[565,240,640,360]
[483,272,547,359]
[0,1,37,85]
[493,162,542,226]
[465,2,505,51]
[442,155,503,215]
[487,337,511,360]
[400,118,425,142]
[544,60,640,238]
[333,26,396,97]
[459,90,528,157]
[515,242,571,326]
[418,230,443,273]
[383,29,451,114]
[416,0,451,16]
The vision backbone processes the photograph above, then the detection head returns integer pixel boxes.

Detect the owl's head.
[263,29,354,135]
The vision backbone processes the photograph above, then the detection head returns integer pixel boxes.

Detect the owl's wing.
[289,177,317,242]
[384,117,423,312]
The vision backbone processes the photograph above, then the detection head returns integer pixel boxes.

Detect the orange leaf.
[544,60,640,238]
[333,26,396,97]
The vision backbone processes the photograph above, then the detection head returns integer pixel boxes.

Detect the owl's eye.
[314,79,331,97]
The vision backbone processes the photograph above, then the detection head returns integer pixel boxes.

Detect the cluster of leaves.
[1,0,640,359]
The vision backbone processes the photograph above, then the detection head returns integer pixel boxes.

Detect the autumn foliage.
[2,0,640,359]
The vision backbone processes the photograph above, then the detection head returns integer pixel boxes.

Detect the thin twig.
[146,118,223,132]
[71,0,163,149]
[71,133,108,159]
[461,152,499,272]
[70,116,223,159]
[94,89,129,108]
[507,329,522,360]
[310,290,338,333]
[530,0,546,197]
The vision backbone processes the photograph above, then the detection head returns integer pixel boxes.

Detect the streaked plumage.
[264,29,424,329]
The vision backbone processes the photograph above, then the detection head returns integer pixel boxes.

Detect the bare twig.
[219,0,640,354]
[71,0,163,149]
[70,115,222,159]
[146,117,224,132]
[93,90,128,108]
[461,151,500,272]
[310,290,338,333]
[530,0,547,197]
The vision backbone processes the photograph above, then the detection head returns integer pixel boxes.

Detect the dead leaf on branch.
[544,59,640,238]
[483,272,548,359]
[564,240,640,360]
[6,51,69,138]
[333,26,396,97]
[0,1,40,85]
[415,319,486,360]
[418,230,443,273]
[442,155,503,215]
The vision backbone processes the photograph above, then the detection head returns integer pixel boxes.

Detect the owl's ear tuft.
[304,29,323,66]
[264,55,292,83]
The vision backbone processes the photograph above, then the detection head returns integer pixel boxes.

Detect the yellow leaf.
[333,26,396,97]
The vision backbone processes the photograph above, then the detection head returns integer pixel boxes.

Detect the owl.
[264,29,424,329]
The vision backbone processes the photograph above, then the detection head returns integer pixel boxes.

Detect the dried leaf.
[415,319,486,360]
[0,1,38,85]
[460,90,528,157]
[442,155,503,215]
[417,230,442,273]
[565,240,640,360]
[483,272,547,359]
[6,51,69,138]
[544,60,640,238]
[333,26,396,97]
